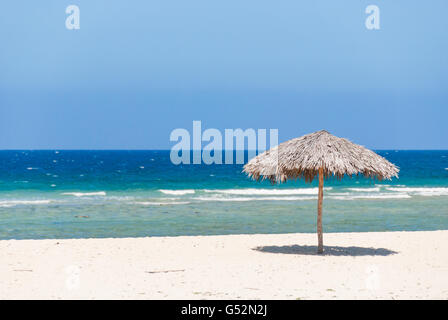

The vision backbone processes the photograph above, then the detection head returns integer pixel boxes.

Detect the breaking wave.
[330,194,411,200]
[0,200,54,207]
[346,187,381,192]
[159,189,195,195]
[203,188,332,195]
[134,201,191,206]
[386,187,448,196]
[62,192,107,197]
[194,196,317,202]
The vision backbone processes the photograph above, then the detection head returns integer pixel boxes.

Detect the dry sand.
[1,231,447,299]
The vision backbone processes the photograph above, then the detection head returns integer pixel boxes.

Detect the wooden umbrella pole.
[317,167,324,254]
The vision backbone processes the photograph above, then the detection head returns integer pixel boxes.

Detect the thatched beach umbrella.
[243,130,399,254]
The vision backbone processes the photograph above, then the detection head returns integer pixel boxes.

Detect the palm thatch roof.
[243,130,399,183]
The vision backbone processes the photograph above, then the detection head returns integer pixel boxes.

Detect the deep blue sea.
[0,150,447,240]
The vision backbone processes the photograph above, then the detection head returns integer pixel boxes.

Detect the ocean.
[0,150,447,240]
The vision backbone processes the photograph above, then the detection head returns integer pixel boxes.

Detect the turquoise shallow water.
[0,150,447,239]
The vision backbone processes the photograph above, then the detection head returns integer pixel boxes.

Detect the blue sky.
[0,1,447,149]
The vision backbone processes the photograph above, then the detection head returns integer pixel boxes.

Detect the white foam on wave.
[330,194,411,200]
[194,196,316,202]
[134,201,191,206]
[62,191,107,197]
[0,200,53,207]
[347,187,381,192]
[203,188,332,196]
[106,196,136,201]
[386,187,448,196]
[159,189,195,195]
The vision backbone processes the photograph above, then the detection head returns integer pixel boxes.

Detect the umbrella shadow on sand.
[253,245,397,256]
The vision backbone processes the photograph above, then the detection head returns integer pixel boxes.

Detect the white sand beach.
[1,231,447,300]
